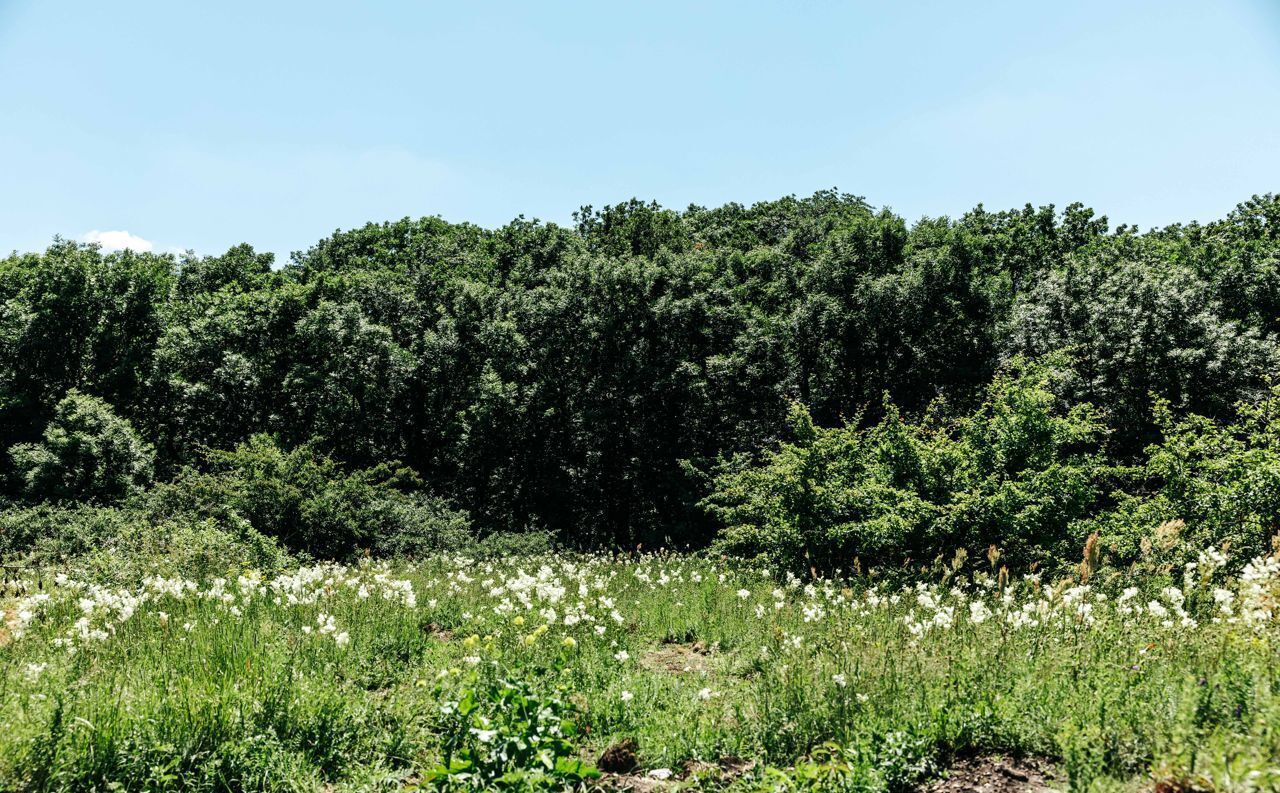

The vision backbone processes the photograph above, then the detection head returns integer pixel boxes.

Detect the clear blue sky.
[2,0,1279,261]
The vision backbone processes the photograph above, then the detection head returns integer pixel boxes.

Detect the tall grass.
[2,552,1279,791]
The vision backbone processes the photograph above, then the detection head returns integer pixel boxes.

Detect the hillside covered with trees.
[4,192,1280,574]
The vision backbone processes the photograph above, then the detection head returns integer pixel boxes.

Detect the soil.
[600,775,671,792]
[921,754,1059,793]
[639,641,715,674]
[423,622,453,641]
[599,738,641,774]
[600,756,755,791]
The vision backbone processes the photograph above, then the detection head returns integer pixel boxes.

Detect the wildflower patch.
[2,551,1280,790]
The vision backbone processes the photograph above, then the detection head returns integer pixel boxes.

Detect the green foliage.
[149,435,472,559]
[0,243,171,461]
[8,390,154,503]
[1004,257,1277,455]
[469,529,557,559]
[749,742,906,792]
[144,263,302,468]
[1090,385,1280,569]
[752,732,941,793]
[0,502,287,582]
[707,361,1108,573]
[282,301,414,466]
[945,360,1110,563]
[1,193,1279,554]
[429,664,599,790]
[7,553,1280,791]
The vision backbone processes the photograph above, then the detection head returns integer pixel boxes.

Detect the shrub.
[705,401,946,575]
[8,390,154,503]
[471,529,557,559]
[707,360,1108,574]
[366,493,474,557]
[1089,386,1280,571]
[0,503,287,582]
[941,359,1111,564]
[148,434,472,559]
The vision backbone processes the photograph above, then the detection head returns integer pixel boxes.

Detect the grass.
[2,551,1280,791]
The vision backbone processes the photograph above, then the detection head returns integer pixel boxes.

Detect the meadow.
[4,547,1280,792]
[6,193,1280,790]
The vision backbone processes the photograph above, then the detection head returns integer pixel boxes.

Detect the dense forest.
[4,191,1280,574]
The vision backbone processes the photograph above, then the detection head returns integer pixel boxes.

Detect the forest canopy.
[3,192,1280,572]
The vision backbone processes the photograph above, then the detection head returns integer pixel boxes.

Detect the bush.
[0,503,287,582]
[366,493,475,557]
[8,390,154,503]
[706,360,1108,574]
[148,434,473,559]
[941,359,1112,563]
[1088,386,1280,571]
[705,401,946,575]
[471,529,557,558]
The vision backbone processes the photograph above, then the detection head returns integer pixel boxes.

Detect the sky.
[1,0,1279,262]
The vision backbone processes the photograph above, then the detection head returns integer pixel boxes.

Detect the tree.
[282,301,414,466]
[1003,257,1279,455]
[4,191,1280,558]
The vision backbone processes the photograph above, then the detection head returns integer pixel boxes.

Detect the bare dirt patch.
[682,756,757,785]
[599,738,640,774]
[601,774,672,792]
[639,641,716,674]
[600,756,756,791]
[423,622,453,641]
[922,754,1059,793]
[0,607,15,648]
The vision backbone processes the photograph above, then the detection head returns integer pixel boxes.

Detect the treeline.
[2,192,1279,568]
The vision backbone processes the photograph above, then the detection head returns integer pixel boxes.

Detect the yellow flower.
[462,634,480,650]
[513,615,525,627]
[562,636,577,649]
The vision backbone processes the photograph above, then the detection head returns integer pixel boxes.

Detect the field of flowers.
[3,550,1280,792]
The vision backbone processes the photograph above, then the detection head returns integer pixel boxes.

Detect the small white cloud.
[82,230,154,252]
